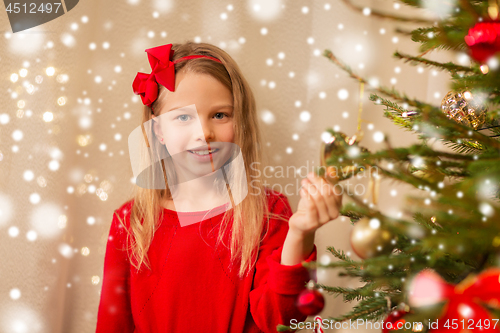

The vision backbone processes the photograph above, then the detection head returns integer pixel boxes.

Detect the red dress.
[95,189,318,333]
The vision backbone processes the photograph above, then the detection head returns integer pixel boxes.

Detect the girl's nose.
[198,120,215,142]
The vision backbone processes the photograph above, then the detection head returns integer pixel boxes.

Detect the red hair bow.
[132,43,222,107]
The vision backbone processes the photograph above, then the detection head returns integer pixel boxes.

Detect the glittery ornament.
[350,217,395,259]
[440,90,486,130]
[320,131,370,182]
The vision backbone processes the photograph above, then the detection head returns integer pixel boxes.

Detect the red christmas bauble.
[296,289,325,316]
[431,299,500,333]
[464,21,500,63]
[382,310,409,333]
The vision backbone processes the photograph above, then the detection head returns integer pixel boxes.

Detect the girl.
[96,41,342,333]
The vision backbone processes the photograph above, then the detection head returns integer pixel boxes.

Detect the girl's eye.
[176,114,191,122]
[214,112,229,120]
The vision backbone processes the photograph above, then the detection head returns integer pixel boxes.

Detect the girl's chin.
[177,164,220,177]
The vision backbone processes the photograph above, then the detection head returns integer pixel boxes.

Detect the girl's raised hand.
[289,171,343,236]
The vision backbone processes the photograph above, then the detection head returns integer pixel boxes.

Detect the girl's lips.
[187,148,220,162]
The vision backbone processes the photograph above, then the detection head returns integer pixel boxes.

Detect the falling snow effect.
[0,0,451,331]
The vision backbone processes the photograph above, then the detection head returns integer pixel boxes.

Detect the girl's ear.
[151,115,164,144]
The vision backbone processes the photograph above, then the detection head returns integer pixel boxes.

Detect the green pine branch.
[312,2,500,330]
[327,245,356,263]
[393,50,478,74]
[339,0,434,23]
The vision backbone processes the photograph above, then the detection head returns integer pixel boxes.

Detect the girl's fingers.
[331,182,343,205]
[307,173,341,220]
[317,176,341,218]
[335,186,343,205]
[300,186,319,223]
[303,179,330,223]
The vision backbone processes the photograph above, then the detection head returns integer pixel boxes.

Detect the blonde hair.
[118,41,288,278]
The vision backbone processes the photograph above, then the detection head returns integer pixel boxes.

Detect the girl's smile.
[187,145,220,162]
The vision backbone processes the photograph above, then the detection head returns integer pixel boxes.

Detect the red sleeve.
[95,209,135,333]
[249,192,318,333]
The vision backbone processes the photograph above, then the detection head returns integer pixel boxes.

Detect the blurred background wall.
[0,0,461,331]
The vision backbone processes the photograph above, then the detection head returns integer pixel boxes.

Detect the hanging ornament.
[382,309,410,333]
[408,268,500,332]
[440,89,487,130]
[319,80,371,183]
[350,217,396,259]
[320,131,370,182]
[312,315,324,333]
[296,280,325,316]
[464,20,500,63]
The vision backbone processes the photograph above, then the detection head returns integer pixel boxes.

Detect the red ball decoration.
[382,310,409,333]
[464,20,500,63]
[296,289,325,316]
[431,299,499,333]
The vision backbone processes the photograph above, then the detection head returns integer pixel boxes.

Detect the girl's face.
[151,70,235,180]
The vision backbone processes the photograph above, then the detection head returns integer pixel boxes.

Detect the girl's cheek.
[221,122,235,142]
[164,134,188,155]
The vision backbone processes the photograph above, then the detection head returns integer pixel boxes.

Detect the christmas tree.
[280,0,500,332]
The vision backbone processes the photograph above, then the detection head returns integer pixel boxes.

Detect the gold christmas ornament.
[350,217,395,259]
[320,131,369,183]
[319,80,371,183]
[440,90,487,130]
